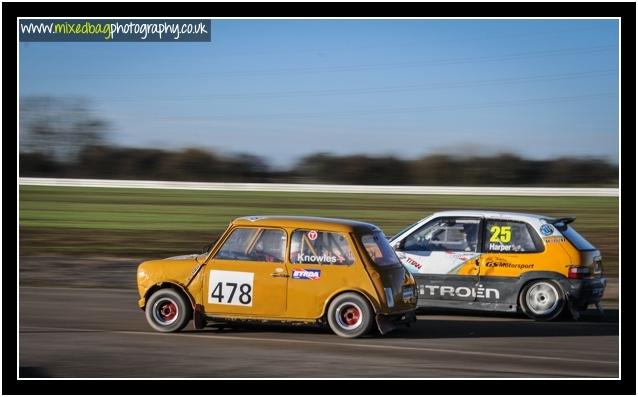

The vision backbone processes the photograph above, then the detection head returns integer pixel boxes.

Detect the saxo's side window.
[402,218,480,253]
[483,220,544,253]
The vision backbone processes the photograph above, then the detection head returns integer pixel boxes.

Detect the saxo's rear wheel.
[519,280,565,321]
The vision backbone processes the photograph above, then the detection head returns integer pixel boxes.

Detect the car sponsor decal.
[419,284,500,299]
[484,258,534,270]
[448,254,480,274]
[404,256,422,270]
[307,230,318,240]
[291,266,321,280]
[208,270,254,306]
[543,236,566,244]
[401,252,480,275]
[450,253,469,261]
[540,224,554,236]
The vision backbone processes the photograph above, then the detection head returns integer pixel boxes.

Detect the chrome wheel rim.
[335,302,363,330]
[152,297,179,325]
[526,282,559,315]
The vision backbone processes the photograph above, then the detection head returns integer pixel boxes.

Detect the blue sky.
[19,19,619,167]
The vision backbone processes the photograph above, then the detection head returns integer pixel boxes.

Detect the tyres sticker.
[291,266,321,280]
[208,270,254,306]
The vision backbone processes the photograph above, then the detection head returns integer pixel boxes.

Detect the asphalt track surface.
[19,287,618,378]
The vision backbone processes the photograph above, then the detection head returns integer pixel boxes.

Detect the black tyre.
[145,289,192,332]
[327,293,374,338]
[519,279,565,321]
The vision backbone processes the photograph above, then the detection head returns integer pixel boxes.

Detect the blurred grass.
[19,186,619,276]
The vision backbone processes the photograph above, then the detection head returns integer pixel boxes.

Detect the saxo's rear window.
[562,226,596,251]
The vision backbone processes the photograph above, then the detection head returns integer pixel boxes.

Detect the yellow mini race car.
[137,216,417,338]
[389,211,606,321]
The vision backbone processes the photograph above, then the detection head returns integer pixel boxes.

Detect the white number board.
[208,270,254,306]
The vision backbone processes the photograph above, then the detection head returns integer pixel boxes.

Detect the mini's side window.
[290,230,355,265]
[483,220,544,253]
[215,227,286,262]
[401,218,480,252]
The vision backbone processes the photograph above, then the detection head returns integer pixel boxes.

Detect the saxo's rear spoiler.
[544,217,576,230]
[547,217,576,225]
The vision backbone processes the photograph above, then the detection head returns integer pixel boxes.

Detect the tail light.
[594,258,603,274]
[568,266,591,279]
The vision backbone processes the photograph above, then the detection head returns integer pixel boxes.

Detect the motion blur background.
[19,18,619,282]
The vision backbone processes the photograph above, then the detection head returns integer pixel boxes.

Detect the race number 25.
[208,270,254,306]
[489,226,512,243]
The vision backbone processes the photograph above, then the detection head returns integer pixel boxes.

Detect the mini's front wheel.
[327,293,374,338]
[145,289,192,332]
[519,280,565,321]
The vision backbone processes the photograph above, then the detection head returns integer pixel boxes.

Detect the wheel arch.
[320,288,379,322]
[516,271,569,299]
[143,281,196,312]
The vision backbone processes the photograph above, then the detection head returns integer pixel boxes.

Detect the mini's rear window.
[360,232,401,267]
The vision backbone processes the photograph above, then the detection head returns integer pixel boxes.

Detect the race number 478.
[208,270,254,306]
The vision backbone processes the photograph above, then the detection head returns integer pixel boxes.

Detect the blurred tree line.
[19,96,618,186]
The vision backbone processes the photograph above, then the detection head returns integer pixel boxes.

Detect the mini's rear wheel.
[145,289,192,332]
[519,280,565,321]
[327,293,373,338]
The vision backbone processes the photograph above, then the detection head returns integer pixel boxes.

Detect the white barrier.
[18,177,619,197]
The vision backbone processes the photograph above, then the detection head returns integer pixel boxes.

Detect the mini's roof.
[232,216,381,233]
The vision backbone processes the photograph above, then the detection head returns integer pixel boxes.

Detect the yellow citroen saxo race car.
[388,211,607,321]
[137,216,417,338]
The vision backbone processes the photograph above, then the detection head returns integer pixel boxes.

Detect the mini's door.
[203,227,288,317]
[285,229,360,319]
